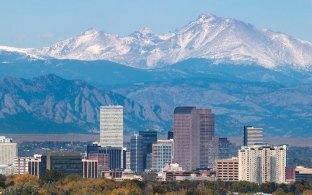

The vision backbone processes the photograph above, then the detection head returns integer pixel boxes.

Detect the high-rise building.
[130,134,143,173]
[243,126,263,146]
[215,157,239,181]
[173,107,199,171]
[100,106,123,147]
[173,107,215,170]
[238,144,287,184]
[152,139,174,172]
[139,130,157,170]
[86,143,124,176]
[0,136,17,166]
[207,137,219,168]
[197,108,215,168]
[218,137,231,159]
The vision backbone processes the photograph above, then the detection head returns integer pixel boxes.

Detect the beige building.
[0,136,17,166]
[215,157,239,181]
[152,139,174,172]
[238,144,287,184]
[100,106,123,147]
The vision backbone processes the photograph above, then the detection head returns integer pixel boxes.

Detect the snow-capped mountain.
[1,14,312,69]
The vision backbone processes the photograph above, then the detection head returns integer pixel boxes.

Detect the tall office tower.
[0,136,17,166]
[197,108,215,168]
[139,130,157,170]
[130,134,143,173]
[218,137,231,159]
[152,139,174,172]
[243,126,263,146]
[100,106,123,147]
[238,144,287,184]
[173,107,200,171]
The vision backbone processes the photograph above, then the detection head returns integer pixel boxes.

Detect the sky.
[1,0,311,48]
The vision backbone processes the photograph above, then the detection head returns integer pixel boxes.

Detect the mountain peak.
[2,14,312,69]
[81,28,101,36]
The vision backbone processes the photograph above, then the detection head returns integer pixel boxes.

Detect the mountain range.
[0,14,312,136]
[1,14,312,69]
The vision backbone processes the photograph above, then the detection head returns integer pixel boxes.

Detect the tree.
[39,170,64,184]
[14,174,38,186]
[4,182,40,195]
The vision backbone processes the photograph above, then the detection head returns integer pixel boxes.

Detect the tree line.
[0,172,312,195]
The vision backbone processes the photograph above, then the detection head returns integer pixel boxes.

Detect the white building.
[152,139,174,172]
[100,106,123,147]
[238,144,287,184]
[0,136,17,166]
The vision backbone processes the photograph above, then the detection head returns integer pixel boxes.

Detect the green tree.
[39,170,64,184]
[4,182,40,195]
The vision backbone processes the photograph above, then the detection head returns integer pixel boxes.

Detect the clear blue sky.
[1,0,311,48]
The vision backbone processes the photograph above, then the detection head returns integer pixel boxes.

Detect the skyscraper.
[139,130,157,170]
[238,144,287,184]
[197,108,215,168]
[130,134,143,173]
[173,107,199,171]
[100,106,123,147]
[0,136,17,166]
[243,126,263,146]
[173,107,215,170]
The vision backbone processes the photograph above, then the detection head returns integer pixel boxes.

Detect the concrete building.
[139,130,157,170]
[243,126,263,146]
[152,139,174,172]
[100,106,123,147]
[130,134,143,173]
[28,154,42,177]
[14,157,32,175]
[0,136,17,166]
[215,157,239,181]
[294,166,312,182]
[238,144,287,184]
[82,159,98,178]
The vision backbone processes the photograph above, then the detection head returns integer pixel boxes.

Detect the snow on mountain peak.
[1,14,312,69]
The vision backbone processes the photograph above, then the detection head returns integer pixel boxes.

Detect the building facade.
[0,136,17,166]
[130,134,143,173]
[173,107,200,171]
[45,152,83,177]
[152,139,174,172]
[139,130,157,170]
[243,126,263,146]
[238,144,287,184]
[82,159,98,178]
[100,106,123,147]
[215,157,239,181]
[197,108,215,168]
